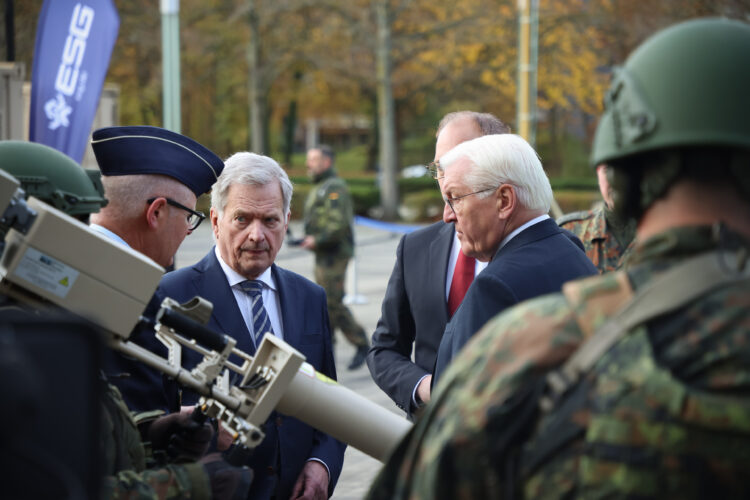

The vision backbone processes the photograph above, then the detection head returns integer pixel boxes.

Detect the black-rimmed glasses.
[444,187,498,213]
[147,197,205,231]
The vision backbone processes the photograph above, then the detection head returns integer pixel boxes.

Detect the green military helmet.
[0,141,108,216]
[591,18,750,168]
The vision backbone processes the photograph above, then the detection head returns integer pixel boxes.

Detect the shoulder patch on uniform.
[556,210,593,227]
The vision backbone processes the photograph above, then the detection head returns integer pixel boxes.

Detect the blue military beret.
[91,126,223,196]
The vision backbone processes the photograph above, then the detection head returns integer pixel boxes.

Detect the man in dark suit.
[432,133,597,384]
[140,152,345,500]
[366,111,509,417]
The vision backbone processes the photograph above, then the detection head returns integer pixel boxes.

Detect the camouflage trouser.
[314,255,369,347]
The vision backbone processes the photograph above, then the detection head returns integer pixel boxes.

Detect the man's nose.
[246,220,265,240]
[443,201,455,223]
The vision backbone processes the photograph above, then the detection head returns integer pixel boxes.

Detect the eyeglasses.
[147,197,205,231]
[444,187,498,213]
[426,160,443,180]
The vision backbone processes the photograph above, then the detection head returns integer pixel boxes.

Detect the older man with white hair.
[432,134,597,383]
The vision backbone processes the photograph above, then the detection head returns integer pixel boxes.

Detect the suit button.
[275,416,283,427]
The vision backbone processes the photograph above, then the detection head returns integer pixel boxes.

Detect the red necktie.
[448,251,475,317]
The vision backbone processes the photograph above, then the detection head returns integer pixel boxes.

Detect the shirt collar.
[499,214,550,250]
[89,223,131,248]
[214,246,276,291]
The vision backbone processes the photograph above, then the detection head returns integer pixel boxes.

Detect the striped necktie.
[239,280,274,346]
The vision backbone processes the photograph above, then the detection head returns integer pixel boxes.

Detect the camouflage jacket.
[304,168,355,259]
[557,203,635,273]
[101,379,210,499]
[368,225,750,499]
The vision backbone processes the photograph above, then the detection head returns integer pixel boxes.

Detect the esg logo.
[54,3,95,97]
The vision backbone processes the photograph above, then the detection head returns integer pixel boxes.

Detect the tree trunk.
[375,0,398,220]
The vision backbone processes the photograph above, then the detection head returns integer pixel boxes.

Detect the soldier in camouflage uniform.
[301,145,370,370]
[367,18,750,499]
[0,141,248,500]
[557,164,636,273]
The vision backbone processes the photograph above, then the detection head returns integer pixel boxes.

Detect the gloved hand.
[200,452,253,500]
[148,411,214,462]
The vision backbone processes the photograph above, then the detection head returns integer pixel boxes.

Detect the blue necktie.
[239,280,274,347]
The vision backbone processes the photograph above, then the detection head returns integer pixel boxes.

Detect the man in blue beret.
[89,125,223,268]
[92,126,224,412]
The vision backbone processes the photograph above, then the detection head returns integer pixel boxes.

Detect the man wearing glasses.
[89,125,222,269]
[89,125,224,413]
[367,111,509,417]
[431,133,597,384]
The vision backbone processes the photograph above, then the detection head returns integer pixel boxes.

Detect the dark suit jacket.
[432,218,598,383]
[110,249,345,500]
[366,221,454,416]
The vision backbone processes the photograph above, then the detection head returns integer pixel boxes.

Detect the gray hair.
[100,174,191,219]
[211,152,293,216]
[436,111,510,137]
[441,134,553,212]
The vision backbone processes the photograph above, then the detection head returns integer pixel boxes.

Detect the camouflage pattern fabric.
[305,169,368,346]
[557,203,635,273]
[367,225,750,499]
[100,380,210,499]
[304,168,355,259]
[315,253,369,347]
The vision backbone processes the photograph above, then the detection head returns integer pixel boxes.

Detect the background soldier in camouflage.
[557,164,635,273]
[368,18,750,499]
[301,145,370,370]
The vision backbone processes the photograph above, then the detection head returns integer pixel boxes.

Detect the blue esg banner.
[29,0,119,163]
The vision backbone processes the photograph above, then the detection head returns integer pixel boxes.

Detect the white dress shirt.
[214,247,284,346]
[89,223,131,248]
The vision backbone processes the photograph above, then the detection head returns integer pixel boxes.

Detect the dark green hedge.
[286,175,600,221]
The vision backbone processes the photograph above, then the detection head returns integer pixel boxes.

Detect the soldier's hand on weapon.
[200,452,253,500]
[148,408,214,462]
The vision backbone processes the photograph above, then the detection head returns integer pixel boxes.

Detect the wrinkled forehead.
[225,182,284,213]
[441,156,474,192]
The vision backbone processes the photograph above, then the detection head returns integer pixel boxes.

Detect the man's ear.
[145,197,167,229]
[210,207,220,240]
[496,184,516,219]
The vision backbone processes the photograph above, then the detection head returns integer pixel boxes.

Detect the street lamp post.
[161,0,181,133]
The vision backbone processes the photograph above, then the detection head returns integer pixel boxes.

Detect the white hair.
[211,152,293,216]
[440,134,553,212]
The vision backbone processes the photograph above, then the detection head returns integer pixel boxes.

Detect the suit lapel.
[193,250,255,355]
[428,223,454,321]
[271,264,302,346]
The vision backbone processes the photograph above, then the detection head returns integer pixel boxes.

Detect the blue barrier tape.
[353,215,423,234]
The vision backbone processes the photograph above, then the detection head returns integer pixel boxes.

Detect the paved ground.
[176,219,419,499]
